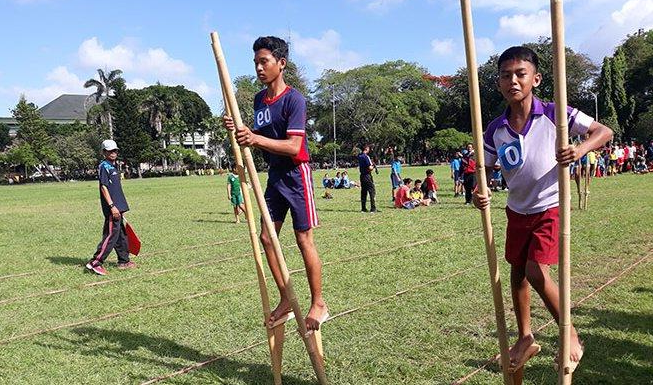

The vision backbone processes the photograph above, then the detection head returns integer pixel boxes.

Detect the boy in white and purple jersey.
[473,46,613,373]
[223,36,327,333]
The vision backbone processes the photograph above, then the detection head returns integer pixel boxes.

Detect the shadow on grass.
[633,286,653,294]
[194,219,240,224]
[46,256,85,266]
[462,307,653,384]
[38,326,314,385]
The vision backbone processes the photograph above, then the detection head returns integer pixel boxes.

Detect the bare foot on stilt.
[267,300,293,328]
[508,334,540,372]
[555,334,584,372]
[305,301,329,332]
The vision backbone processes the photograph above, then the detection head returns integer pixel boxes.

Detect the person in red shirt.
[461,149,476,205]
[394,178,416,209]
[422,169,440,204]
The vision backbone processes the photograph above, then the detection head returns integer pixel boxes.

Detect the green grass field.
[0,166,651,384]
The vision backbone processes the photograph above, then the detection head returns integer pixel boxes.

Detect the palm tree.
[140,87,180,170]
[84,69,123,139]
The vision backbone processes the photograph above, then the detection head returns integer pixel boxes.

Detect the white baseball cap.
[101,139,119,151]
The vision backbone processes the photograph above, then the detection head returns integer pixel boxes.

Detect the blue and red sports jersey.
[252,86,309,171]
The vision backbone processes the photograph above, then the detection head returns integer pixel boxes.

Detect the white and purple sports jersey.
[483,97,593,215]
[252,86,309,172]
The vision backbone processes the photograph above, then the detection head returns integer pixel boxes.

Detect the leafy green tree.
[12,96,61,181]
[444,38,598,133]
[632,104,653,142]
[52,130,99,178]
[0,123,10,151]
[111,79,156,178]
[611,47,635,137]
[312,61,442,160]
[140,84,180,170]
[3,142,39,177]
[598,58,621,139]
[84,69,123,139]
[428,128,473,153]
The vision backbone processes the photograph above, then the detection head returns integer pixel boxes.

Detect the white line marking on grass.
[0,239,240,282]
[0,235,451,346]
[140,260,486,384]
[452,251,652,385]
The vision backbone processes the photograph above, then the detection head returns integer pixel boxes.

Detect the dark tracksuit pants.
[360,174,376,211]
[463,172,475,204]
[89,214,130,267]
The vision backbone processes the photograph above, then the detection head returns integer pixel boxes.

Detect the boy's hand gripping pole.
[459,1,515,384]
[210,31,328,385]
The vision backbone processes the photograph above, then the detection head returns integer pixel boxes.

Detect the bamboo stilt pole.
[459,2,513,384]
[210,31,328,385]
[214,65,284,384]
[550,1,573,383]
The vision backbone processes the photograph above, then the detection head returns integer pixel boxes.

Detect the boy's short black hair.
[426,169,434,176]
[498,46,539,71]
[414,179,422,185]
[253,36,289,61]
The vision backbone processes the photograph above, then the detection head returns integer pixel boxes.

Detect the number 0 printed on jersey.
[254,106,272,130]
[498,139,524,171]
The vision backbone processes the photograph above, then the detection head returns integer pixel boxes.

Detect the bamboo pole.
[210,31,328,385]
[459,2,513,384]
[550,1,573,384]
[214,62,284,383]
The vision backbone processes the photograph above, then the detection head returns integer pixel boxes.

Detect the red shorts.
[505,206,559,267]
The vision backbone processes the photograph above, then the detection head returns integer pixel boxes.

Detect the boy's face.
[414,182,421,189]
[254,49,286,85]
[103,149,118,162]
[498,59,541,104]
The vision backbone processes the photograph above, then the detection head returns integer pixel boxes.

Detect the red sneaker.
[117,261,137,270]
[86,263,108,276]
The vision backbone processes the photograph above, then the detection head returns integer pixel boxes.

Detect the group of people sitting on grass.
[393,169,440,209]
[322,171,356,189]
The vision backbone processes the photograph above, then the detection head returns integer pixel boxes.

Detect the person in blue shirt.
[223,36,327,332]
[450,152,463,197]
[86,140,136,276]
[390,154,402,201]
[333,171,342,189]
[358,145,378,212]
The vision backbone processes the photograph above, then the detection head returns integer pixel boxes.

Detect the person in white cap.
[85,139,136,275]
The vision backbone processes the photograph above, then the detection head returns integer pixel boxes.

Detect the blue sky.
[0,0,651,116]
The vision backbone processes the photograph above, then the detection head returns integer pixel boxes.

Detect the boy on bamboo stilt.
[223,36,328,332]
[473,46,613,372]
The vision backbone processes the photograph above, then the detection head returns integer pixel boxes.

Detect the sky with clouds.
[0,0,651,116]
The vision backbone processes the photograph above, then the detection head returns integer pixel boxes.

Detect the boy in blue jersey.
[86,140,136,276]
[223,36,327,332]
[473,46,612,373]
[390,154,402,201]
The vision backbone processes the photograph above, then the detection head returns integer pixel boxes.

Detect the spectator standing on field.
[390,154,403,201]
[358,145,378,212]
[86,139,136,276]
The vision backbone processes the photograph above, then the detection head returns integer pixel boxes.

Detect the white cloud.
[476,37,496,56]
[365,0,407,13]
[349,0,407,13]
[77,37,191,81]
[7,66,86,108]
[78,37,134,71]
[469,0,550,12]
[134,48,191,78]
[498,10,551,39]
[126,78,149,90]
[290,30,364,76]
[431,39,455,55]
[580,0,653,61]
[611,0,653,25]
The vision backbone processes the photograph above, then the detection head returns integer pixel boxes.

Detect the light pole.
[590,91,598,121]
[331,85,337,169]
